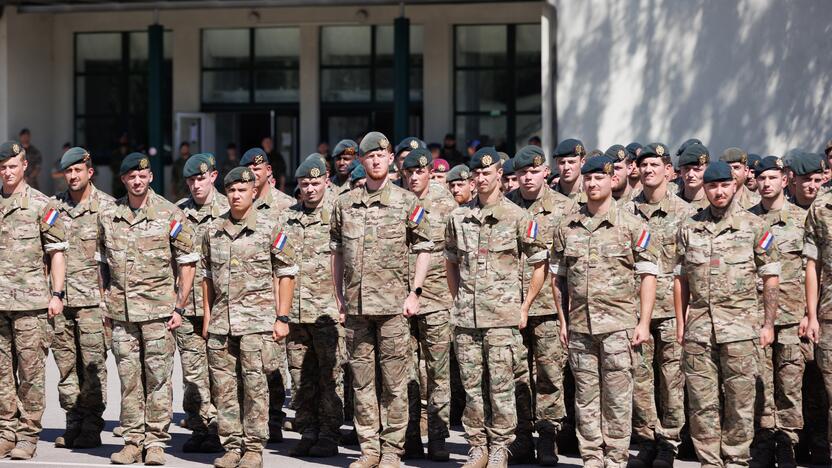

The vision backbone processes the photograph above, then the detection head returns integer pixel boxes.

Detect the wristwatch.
[275,315,290,324]
[413,287,423,297]
[173,307,185,315]
[52,291,65,300]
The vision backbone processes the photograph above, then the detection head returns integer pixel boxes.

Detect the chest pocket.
[685,234,710,265]
[777,229,803,254]
[15,223,40,240]
[488,228,518,280]
[718,231,754,266]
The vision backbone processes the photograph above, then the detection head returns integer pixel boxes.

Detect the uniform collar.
[577,200,619,231]
[356,180,393,207]
[183,191,224,220]
[222,209,258,237]
[634,188,673,218]
[114,189,161,223]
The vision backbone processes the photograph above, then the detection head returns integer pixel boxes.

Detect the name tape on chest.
[43,208,59,226]
[409,205,425,225]
[169,220,183,239]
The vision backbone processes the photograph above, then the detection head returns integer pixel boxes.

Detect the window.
[454,24,541,152]
[74,31,172,159]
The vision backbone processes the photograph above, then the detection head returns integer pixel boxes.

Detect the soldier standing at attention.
[201,166,295,468]
[550,155,659,468]
[676,143,711,212]
[331,139,358,195]
[720,147,761,210]
[606,145,637,202]
[507,145,577,466]
[400,148,458,461]
[52,147,114,450]
[787,152,826,209]
[175,153,225,453]
[99,152,198,465]
[623,143,693,468]
[445,147,549,468]
[331,131,434,468]
[674,160,780,468]
[0,141,67,460]
[447,164,475,206]
[552,139,587,201]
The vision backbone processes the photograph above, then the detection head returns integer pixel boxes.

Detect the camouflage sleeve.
[519,212,547,266]
[631,221,659,276]
[170,211,198,265]
[674,223,688,277]
[201,230,212,279]
[406,197,434,254]
[330,197,343,253]
[40,201,67,253]
[753,221,781,277]
[443,213,459,264]
[549,222,567,277]
[803,203,820,261]
[270,222,298,278]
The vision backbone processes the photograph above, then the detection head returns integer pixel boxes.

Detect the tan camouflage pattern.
[735,184,761,210]
[757,324,804,444]
[675,202,781,344]
[519,315,566,435]
[804,191,832,321]
[407,309,453,441]
[676,186,709,212]
[98,189,196,322]
[256,185,296,215]
[444,196,548,329]
[174,316,216,435]
[550,202,660,335]
[330,181,433,316]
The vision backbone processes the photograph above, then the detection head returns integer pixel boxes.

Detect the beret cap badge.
[575,144,583,155]
[461,170,469,178]
[139,158,149,169]
[253,154,265,164]
[410,140,419,149]
[379,138,389,149]
[12,143,20,154]
[345,147,356,155]
[603,162,613,174]
[699,154,708,165]
[418,156,428,167]
[199,162,208,173]
[241,170,252,182]
[775,158,784,169]
[481,155,493,166]
[656,145,665,156]
[310,167,321,178]
[617,149,625,160]
[533,155,544,166]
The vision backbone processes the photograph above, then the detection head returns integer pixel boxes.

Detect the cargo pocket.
[78,319,106,350]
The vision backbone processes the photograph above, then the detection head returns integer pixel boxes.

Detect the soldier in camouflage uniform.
[507,145,577,466]
[674,160,781,468]
[623,144,694,468]
[331,140,358,196]
[550,155,659,468]
[330,132,434,468]
[606,145,638,203]
[99,152,199,465]
[676,143,711,212]
[445,147,549,468]
[240,147,295,441]
[447,164,475,206]
[787,152,826,210]
[720,147,761,210]
[52,147,114,450]
[175,153,225,453]
[551,139,586,202]
[0,141,67,460]
[202,166,295,468]
[400,148,458,461]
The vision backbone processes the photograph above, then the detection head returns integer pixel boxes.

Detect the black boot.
[536,431,558,467]
[627,441,656,468]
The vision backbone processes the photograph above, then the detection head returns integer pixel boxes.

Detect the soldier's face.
[335,152,356,176]
[226,182,255,212]
[627,160,640,179]
[473,166,502,196]
[728,162,748,186]
[404,167,431,195]
[638,157,670,189]
[745,174,759,191]
[557,156,583,184]
[612,161,629,191]
[431,172,447,184]
[517,165,548,195]
[795,173,824,205]
[396,150,410,172]
[298,176,326,205]
[360,149,393,181]
[121,169,153,197]
[0,154,27,188]
[583,173,612,201]
[248,163,271,190]
[681,164,706,189]
[63,163,94,192]
[704,180,736,208]
[756,171,786,199]
[450,179,474,205]
[186,172,217,201]
[501,174,518,193]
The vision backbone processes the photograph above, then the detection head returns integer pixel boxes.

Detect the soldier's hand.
[48,296,64,319]
[273,321,289,341]
[559,322,568,347]
[519,304,529,330]
[632,322,650,346]
[675,322,685,345]
[167,312,183,331]
[800,316,820,344]
[759,324,775,348]
[403,292,420,317]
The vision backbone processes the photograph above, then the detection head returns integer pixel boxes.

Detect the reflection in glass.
[456,69,509,112]
[202,70,250,103]
[455,25,507,67]
[255,70,300,102]
[255,28,300,68]
[76,33,121,73]
[202,29,249,68]
[321,69,371,102]
[321,26,371,66]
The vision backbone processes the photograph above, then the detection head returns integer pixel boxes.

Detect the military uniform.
[552,138,587,203]
[720,148,760,210]
[53,182,113,444]
[677,186,709,212]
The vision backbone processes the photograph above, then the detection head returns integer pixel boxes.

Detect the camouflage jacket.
[677,186,709,213]
[675,201,780,344]
[508,186,578,317]
[54,184,115,308]
[802,191,832,321]
[98,189,197,322]
[408,181,458,315]
[735,184,761,210]
[330,181,433,316]
[0,184,67,311]
[177,192,229,316]
[445,195,548,329]
[624,190,694,320]
[550,201,659,335]
[202,209,293,335]
[256,185,295,216]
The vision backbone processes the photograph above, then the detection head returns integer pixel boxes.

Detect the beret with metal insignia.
[676,138,702,157]
[240,147,269,166]
[502,158,516,176]
[350,165,367,182]
[360,131,390,156]
[637,142,670,163]
[119,152,151,175]
[332,139,358,158]
[746,153,762,170]
[433,158,449,173]
[790,151,827,176]
[581,155,615,175]
[604,144,628,162]
[304,152,328,167]
[224,166,255,187]
[0,140,23,163]
[395,137,426,156]
[554,138,586,158]
[59,146,92,171]
[678,143,710,167]
[719,147,748,165]
[754,156,785,177]
[295,154,328,179]
[402,148,433,170]
[468,146,500,170]
[183,153,216,178]
[446,164,471,183]
[513,145,546,170]
[703,160,733,183]
[625,142,643,161]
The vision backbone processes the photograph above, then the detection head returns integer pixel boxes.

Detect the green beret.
[678,143,710,167]
[304,152,328,166]
[604,144,628,162]
[581,155,615,175]
[0,141,23,163]
[754,156,785,177]
[513,145,546,170]
[446,164,471,183]
[183,153,216,178]
[502,158,516,176]
[746,153,762,170]
[395,137,425,156]
[625,142,642,160]
[224,166,255,187]
[401,148,433,170]
[120,152,151,175]
[59,147,91,171]
[468,147,500,170]
[360,131,390,156]
[790,152,827,176]
[332,139,358,158]
[703,160,733,183]
[240,148,268,166]
[350,165,367,182]
[720,147,748,165]
[554,138,586,158]
[295,154,327,179]
[637,142,670,163]
[676,138,702,157]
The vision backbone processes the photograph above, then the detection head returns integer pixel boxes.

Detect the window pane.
[76,33,122,73]
[76,75,121,115]
[376,25,424,68]
[128,75,148,114]
[321,26,370,66]
[455,25,507,67]
[327,115,370,143]
[75,117,120,155]
[321,68,371,102]
[202,70,250,103]
[375,67,423,102]
[455,115,507,150]
[515,114,542,152]
[255,28,299,68]
[516,68,541,112]
[202,29,249,68]
[455,69,509,112]
[254,70,299,102]
[516,25,541,67]
[128,31,173,72]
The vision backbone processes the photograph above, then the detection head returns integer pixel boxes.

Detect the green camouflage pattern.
[174,316,217,435]
[757,324,804,444]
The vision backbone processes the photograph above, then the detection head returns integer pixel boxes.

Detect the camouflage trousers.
[515,315,566,438]
[754,323,805,444]
[632,317,685,447]
[455,326,518,449]
[51,306,109,434]
[287,320,345,441]
[111,318,175,448]
[406,310,452,442]
[0,309,49,443]
[174,315,217,435]
[267,339,287,432]
[813,321,832,456]
[568,329,634,468]
[346,313,412,457]
[684,337,758,467]
[207,332,277,454]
